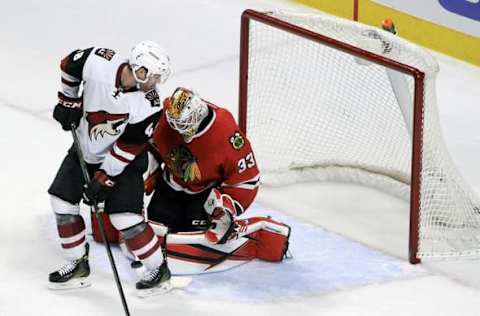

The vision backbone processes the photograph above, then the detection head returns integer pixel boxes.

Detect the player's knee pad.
[119,221,148,261]
[120,221,148,239]
[50,194,79,216]
[92,211,142,244]
[109,212,145,231]
[54,213,82,225]
[93,212,145,246]
[120,221,164,269]
[147,220,169,236]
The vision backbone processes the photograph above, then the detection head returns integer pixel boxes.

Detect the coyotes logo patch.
[86,111,129,140]
[145,89,161,107]
[165,145,201,182]
[94,48,116,61]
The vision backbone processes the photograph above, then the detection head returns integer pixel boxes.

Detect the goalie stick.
[70,123,131,316]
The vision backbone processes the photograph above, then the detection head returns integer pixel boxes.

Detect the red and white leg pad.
[238,217,291,262]
[140,216,291,274]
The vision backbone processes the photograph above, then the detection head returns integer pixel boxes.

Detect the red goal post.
[238,9,480,264]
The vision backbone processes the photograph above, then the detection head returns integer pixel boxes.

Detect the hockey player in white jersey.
[47,41,173,295]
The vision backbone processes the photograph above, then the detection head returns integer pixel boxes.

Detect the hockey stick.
[70,123,131,316]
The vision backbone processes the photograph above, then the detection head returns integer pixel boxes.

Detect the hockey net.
[238,10,480,263]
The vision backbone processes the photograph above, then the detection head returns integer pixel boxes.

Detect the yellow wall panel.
[359,1,480,66]
[292,0,480,66]
[294,0,354,19]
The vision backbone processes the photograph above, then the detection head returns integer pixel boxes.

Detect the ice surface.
[1,0,480,315]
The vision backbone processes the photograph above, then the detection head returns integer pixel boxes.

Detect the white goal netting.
[242,10,480,259]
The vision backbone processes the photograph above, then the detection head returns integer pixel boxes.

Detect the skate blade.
[171,276,192,288]
[137,277,192,298]
[48,277,91,290]
[137,280,173,298]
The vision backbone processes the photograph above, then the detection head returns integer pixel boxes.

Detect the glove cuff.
[204,188,223,216]
[204,188,236,217]
[58,91,82,109]
[94,170,115,187]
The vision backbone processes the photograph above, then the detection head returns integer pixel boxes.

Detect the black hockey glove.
[83,170,115,205]
[53,92,83,131]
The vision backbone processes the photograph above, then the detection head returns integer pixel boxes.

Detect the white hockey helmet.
[165,87,209,143]
[129,41,171,84]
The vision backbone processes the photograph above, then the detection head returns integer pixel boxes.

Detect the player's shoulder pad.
[60,47,94,80]
[210,105,248,151]
[212,105,237,130]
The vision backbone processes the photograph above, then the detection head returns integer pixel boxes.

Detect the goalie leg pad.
[248,217,291,262]
[157,216,290,274]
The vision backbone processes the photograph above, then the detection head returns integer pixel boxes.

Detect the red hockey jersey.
[151,101,260,215]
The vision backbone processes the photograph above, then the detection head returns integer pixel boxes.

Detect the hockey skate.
[48,243,91,290]
[136,260,172,297]
[135,260,191,298]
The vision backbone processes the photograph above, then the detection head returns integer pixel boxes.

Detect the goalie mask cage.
[238,9,480,264]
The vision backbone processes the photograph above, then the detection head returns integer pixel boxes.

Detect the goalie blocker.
[92,214,290,274]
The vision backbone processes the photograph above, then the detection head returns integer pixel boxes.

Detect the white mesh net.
[244,10,480,258]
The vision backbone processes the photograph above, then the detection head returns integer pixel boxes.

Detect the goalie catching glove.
[203,188,238,244]
[53,92,83,131]
[83,170,115,205]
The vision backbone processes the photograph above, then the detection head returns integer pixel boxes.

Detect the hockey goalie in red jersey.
[137,87,291,274]
[47,41,174,295]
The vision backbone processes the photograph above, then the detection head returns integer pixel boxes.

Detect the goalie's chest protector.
[77,51,159,164]
[154,106,241,193]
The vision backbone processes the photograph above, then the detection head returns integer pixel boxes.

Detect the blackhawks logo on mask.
[229,132,245,150]
[165,145,201,182]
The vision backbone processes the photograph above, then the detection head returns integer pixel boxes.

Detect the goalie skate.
[48,243,91,290]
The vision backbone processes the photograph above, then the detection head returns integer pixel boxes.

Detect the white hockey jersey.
[60,47,162,177]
